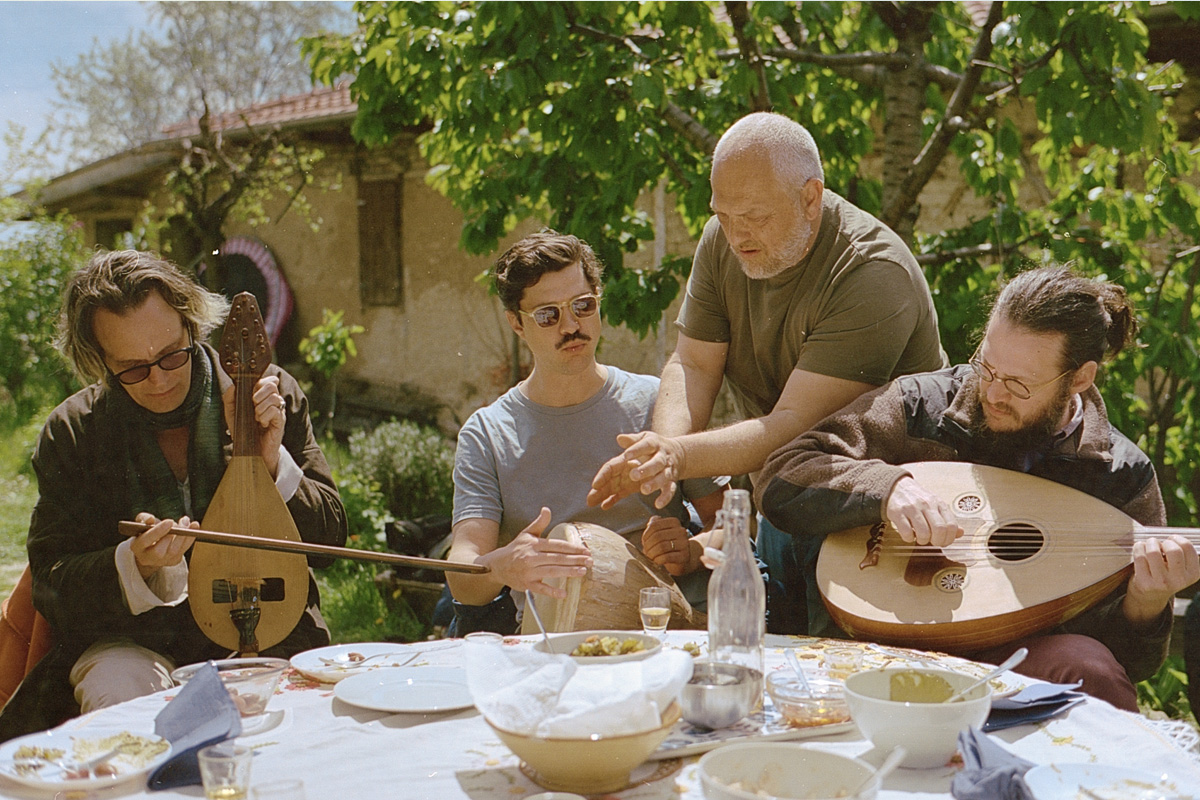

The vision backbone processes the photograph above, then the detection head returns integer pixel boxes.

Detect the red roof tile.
[162,83,356,138]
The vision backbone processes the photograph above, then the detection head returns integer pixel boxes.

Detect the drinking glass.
[252,779,307,800]
[639,586,671,638]
[198,743,253,800]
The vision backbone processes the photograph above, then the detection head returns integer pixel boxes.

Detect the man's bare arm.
[652,334,729,436]
[592,368,876,509]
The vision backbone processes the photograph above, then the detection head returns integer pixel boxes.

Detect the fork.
[318,651,419,669]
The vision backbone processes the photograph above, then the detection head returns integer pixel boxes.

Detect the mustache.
[557,331,591,349]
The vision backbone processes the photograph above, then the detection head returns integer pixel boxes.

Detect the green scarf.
[115,344,225,524]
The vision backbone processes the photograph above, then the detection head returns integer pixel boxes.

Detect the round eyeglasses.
[517,293,601,328]
[110,338,195,385]
[968,350,1072,400]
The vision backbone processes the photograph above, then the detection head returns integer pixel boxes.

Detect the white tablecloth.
[3,632,1199,799]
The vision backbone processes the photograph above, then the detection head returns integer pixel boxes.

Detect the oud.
[815,461,1193,654]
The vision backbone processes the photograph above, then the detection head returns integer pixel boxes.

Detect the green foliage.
[0,216,85,425]
[346,420,456,521]
[317,568,425,644]
[1138,654,1194,725]
[299,309,365,380]
[305,1,1200,525]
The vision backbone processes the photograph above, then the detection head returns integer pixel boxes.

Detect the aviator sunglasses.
[109,334,195,385]
[517,293,601,328]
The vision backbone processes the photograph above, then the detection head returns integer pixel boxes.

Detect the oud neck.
[1138,526,1200,544]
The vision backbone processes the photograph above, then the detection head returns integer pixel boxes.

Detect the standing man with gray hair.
[590,112,946,633]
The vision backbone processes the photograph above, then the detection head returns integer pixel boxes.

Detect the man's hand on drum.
[130,512,197,579]
[884,476,963,548]
[641,516,701,577]
[221,374,286,476]
[588,432,684,511]
[480,507,593,600]
[1123,534,1200,625]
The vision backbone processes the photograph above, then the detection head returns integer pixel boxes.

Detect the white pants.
[69,640,175,712]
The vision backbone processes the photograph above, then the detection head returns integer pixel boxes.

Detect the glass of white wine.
[198,743,253,800]
[639,586,671,639]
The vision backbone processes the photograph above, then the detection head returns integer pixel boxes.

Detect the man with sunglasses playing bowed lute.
[445,231,727,635]
[755,266,1199,710]
[0,250,346,742]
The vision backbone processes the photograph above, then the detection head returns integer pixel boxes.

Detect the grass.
[0,414,46,597]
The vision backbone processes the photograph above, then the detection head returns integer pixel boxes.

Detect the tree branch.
[915,237,1028,267]
[882,0,1006,229]
[663,102,719,155]
[725,1,772,111]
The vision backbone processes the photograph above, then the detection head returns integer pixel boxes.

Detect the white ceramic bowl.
[532,630,662,663]
[699,742,878,800]
[485,702,680,794]
[842,666,992,768]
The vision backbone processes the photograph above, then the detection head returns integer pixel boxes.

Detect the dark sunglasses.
[517,293,601,328]
[110,336,195,385]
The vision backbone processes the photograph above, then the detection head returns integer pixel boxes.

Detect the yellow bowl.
[485,702,680,794]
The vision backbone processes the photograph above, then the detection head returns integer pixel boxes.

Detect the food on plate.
[74,731,168,768]
[719,772,852,798]
[570,635,646,657]
[888,669,955,703]
[681,641,702,657]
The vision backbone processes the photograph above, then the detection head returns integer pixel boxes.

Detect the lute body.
[815,461,1193,654]
[187,293,309,655]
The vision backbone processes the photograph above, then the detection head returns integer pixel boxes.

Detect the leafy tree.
[307,1,1200,524]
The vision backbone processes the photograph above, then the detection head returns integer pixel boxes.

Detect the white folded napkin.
[465,643,693,738]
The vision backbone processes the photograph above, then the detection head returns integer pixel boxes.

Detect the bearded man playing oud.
[590,111,945,633]
[756,266,1199,710]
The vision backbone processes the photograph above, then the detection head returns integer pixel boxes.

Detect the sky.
[1,1,155,178]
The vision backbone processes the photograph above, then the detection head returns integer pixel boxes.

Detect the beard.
[967,381,1075,470]
[736,215,813,280]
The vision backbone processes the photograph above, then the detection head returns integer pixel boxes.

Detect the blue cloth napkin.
[147,662,242,791]
[951,727,1036,800]
[984,681,1085,732]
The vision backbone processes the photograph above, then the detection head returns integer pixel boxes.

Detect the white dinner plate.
[290,641,456,683]
[0,726,172,792]
[1024,763,1193,800]
[333,667,474,713]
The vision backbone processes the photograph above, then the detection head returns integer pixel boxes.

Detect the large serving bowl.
[484,702,680,793]
[531,630,662,663]
[842,667,992,768]
[171,657,288,718]
[699,742,878,800]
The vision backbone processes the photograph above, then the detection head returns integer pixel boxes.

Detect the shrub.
[346,420,455,520]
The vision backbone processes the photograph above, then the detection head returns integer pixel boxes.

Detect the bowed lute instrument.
[178,294,484,657]
[816,461,1198,654]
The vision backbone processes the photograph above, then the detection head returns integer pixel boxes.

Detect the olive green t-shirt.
[676,190,947,419]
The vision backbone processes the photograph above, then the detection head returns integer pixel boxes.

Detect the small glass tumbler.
[198,743,253,800]
[639,586,671,638]
[251,779,307,800]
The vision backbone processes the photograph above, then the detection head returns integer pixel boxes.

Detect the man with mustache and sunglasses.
[590,112,945,634]
[755,266,1198,710]
[0,250,346,742]
[445,231,728,635]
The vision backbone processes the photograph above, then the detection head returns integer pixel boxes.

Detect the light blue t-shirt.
[453,366,726,546]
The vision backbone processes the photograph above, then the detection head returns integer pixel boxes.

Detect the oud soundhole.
[987,523,1045,562]
[955,494,983,513]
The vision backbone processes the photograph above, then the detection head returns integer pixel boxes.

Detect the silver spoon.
[784,649,814,694]
[847,745,906,797]
[524,589,554,653]
[947,647,1028,703]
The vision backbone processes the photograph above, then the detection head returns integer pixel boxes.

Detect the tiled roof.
[162,83,356,138]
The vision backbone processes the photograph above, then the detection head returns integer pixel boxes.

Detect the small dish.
[0,727,172,791]
[765,670,850,727]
